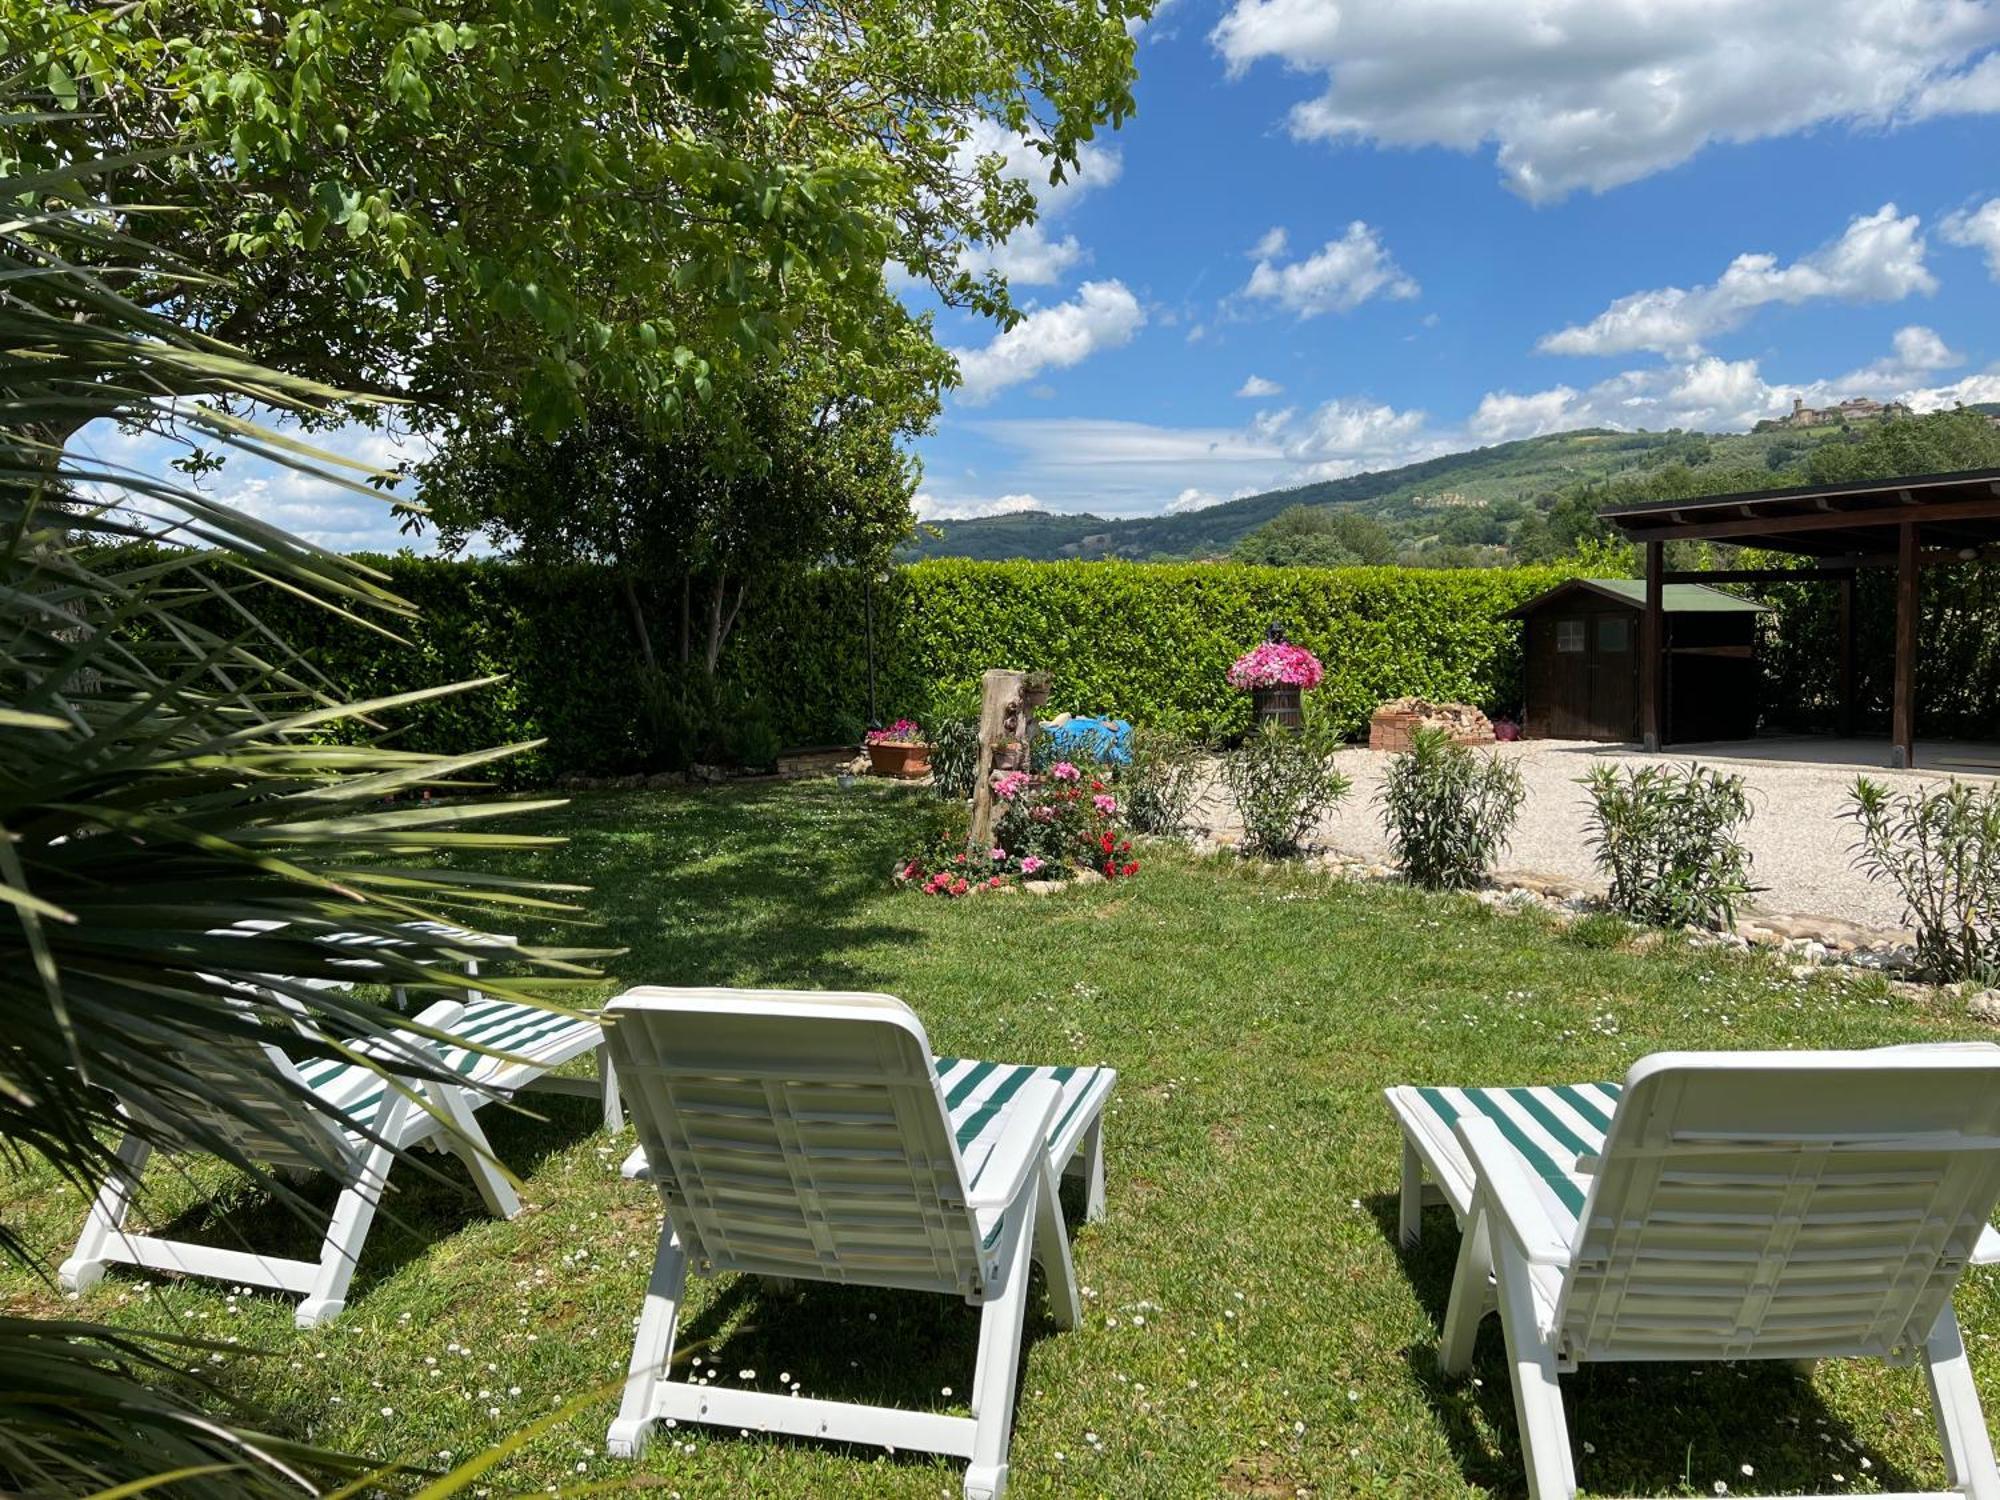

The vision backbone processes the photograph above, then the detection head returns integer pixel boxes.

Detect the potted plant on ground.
[1227,628,1324,729]
[864,718,932,778]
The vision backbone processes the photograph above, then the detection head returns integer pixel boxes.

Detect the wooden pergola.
[1599,466,2000,768]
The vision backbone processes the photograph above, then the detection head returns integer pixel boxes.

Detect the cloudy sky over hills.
[91,0,2000,547]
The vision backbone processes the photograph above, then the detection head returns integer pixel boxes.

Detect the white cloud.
[1166,487,1225,513]
[1540,204,1936,358]
[1280,397,1442,478]
[1943,197,2000,278]
[954,121,1122,287]
[968,415,1290,515]
[1209,0,2000,202]
[949,280,1145,404]
[913,491,1046,521]
[1468,387,1584,442]
[1249,226,1289,260]
[1914,48,2000,115]
[1838,324,1964,387]
[1237,374,1285,398]
[1240,221,1419,318]
[67,414,433,553]
[1470,324,2000,442]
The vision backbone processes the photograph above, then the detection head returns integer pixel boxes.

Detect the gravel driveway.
[1198,737,2000,935]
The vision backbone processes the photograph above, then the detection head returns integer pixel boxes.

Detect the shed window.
[1596,617,1632,653]
[1555,619,1586,653]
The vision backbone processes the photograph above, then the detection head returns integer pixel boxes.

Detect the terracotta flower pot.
[866,741,932,778]
[1250,685,1303,729]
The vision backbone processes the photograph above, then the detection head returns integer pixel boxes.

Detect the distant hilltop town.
[1755,396,1911,432]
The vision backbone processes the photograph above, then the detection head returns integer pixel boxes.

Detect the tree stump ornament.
[967,668,1052,858]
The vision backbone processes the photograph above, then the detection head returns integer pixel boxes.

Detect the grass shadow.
[1364,1192,1929,1497]
[124,1091,611,1315]
[514,783,932,993]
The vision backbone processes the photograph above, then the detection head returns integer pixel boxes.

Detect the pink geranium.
[1226,641,1324,691]
[865,718,925,745]
[1050,761,1082,782]
[1092,794,1117,816]
[1020,855,1044,874]
[994,770,1031,800]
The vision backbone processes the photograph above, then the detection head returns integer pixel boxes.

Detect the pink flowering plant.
[1226,642,1324,691]
[894,761,1141,894]
[993,762,1139,881]
[865,717,926,745]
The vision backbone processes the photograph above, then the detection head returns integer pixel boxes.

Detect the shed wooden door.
[1588,612,1637,740]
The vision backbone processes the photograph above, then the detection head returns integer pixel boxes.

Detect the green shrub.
[1377,726,1525,889]
[928,718,981,801]
[1222,723,1352,858]
[1845,777,2000,983]
[1581,762,1757,930]
[1120,727,1207,836]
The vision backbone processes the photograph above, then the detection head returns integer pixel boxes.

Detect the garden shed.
[1506,578,1771,743]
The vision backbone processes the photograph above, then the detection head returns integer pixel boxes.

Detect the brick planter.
[1367,699,1496,752]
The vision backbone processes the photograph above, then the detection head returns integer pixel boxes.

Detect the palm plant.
[3,130,604,1493]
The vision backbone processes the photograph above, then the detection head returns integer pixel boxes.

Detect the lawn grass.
[7,779,1999,1497]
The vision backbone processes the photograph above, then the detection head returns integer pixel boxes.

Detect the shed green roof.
[1504,578,1773,619]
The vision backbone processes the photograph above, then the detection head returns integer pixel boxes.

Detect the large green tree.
[9,0,1149,442]
[1231,505,1398,568]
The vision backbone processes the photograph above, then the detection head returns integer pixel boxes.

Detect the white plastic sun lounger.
[60,923,612,1326]
[604,987,1117,1500]
[1387,1046,2000,1500]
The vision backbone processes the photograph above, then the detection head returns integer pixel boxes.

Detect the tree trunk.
[701,575,748,677]
[679,575,691,666]
[622,572,658,673]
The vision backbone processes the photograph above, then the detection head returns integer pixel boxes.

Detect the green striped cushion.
[434,999,600,1084]
[1408,1081,1624,1234]
[290,1000,599,1138]
[935,1057,1112,1196]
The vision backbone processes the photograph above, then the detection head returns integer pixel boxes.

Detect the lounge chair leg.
[1440,1203,1493,1377]
[966,1190,1035,1500]
[1400,1138,1424,1248]
[60,1133,151,1293]
[608,1225,689,1460]
[427,1080,521,1220]
[1923,1304,2000,1499]
[1076,1116,1106,1224]
[1031,1161,1080,1330]
[1493,1235,1577,1500]
[298,1097,411,1327]
[599,1044,624,1133]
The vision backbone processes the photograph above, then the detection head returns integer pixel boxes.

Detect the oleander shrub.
[929,718,982,800]
[1223,722,1352,858]
[1581,761,1758,930]
[1845,777,2000,983]
[1378,726,1526,890]
[1121,728,1207,836]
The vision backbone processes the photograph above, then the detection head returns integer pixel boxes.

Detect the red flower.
[953,853,967,865]
[951,877,969,896]
[1098,831,1115,854]
[1091,779,1105,792]
[1122,861,1140,877]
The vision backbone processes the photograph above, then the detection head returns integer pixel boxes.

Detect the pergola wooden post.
[1598,466,2000,771]
[1893,520,1919,770]
[1836,574,1856,738]
[1640,540,1664,751]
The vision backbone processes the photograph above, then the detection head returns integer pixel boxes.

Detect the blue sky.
[79,0,2000,547]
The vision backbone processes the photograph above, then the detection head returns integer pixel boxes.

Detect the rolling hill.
[903,424,1851,563]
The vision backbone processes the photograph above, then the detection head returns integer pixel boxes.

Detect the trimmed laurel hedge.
[256,556,1577,783]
